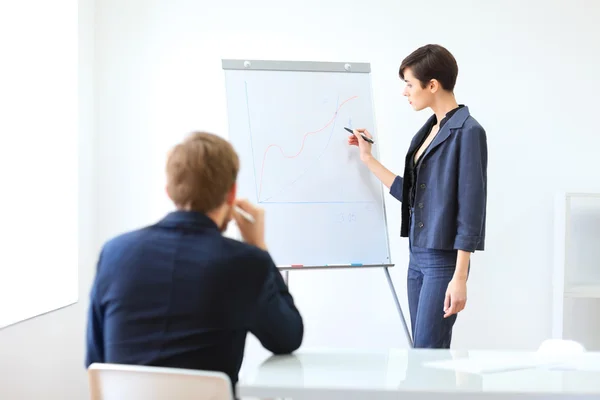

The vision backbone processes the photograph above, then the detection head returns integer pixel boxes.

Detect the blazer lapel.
[420,106,470,160]
[420,123,452,161]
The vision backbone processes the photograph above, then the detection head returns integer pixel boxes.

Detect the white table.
[237,348,600,399]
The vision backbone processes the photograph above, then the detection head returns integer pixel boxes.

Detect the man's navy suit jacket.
[85,210,303,388]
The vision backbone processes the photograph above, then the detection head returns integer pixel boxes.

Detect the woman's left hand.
[444,278,467,318]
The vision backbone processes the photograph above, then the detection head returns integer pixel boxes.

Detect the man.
[85,131,304,391]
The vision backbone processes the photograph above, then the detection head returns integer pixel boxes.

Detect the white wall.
[0,0,78,329]
[94,0,600,365]
[4,0,598,397]
[0,0,96,399]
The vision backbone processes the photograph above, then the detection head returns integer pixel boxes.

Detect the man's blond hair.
[166,131,239,213]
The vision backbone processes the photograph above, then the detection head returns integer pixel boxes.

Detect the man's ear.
[226,182,237,205]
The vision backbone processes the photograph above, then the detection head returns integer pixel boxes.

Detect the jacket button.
[420,183,426,189]
[418,222,424,228]
[418,202,424,208]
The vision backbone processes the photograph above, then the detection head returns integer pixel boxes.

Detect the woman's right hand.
[347,128,373,163]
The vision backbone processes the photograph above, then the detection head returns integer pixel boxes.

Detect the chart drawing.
[243,78,380,205]
[249,91,358,203]
[222,60,391,266]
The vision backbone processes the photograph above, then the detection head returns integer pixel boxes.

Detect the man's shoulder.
[221,237,273,269]
[98,226,273,279]
[101,226,151,253]
[205,238,274,288]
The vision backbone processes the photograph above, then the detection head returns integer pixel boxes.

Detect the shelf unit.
[552,192,600,349]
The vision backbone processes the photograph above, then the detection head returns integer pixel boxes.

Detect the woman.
[349,44,487,348]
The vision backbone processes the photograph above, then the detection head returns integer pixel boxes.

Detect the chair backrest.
[88,363,233,400]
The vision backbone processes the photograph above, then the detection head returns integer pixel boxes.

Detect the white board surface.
[222,59,391,267]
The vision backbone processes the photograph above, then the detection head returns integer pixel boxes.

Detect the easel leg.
[283,270,289,286]
[384,267,413,348]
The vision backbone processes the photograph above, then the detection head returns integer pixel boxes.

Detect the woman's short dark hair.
[399,44,458,92]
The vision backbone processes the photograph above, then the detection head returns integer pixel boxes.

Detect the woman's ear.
[429,79,439,93]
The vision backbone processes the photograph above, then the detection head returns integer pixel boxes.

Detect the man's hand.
[232,199,267,251]
[444,278,467,318]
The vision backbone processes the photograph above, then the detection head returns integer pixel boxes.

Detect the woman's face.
[402,68,433,111]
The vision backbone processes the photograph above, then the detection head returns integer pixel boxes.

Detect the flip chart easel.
[279,264,413,348]
[222,58,413,348]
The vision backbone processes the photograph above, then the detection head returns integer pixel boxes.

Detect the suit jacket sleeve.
[454,124,488,252]
[250,253,304,354]
[389,175,403,202]
[85,250,106,367]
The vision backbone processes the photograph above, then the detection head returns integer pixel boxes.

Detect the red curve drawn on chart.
[257,95,358,201]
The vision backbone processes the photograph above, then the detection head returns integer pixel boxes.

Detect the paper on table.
[545,356,600,372]
[423,354,561,374]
